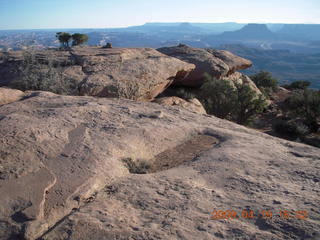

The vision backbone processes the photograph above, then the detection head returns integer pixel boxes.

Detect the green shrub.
[286,89,320,132]
[56,32,72,48]
[250,71,278,96]
[233,83,267,124]
[56,32,89,48]
[273,120,309,138]
[199,74,267,124]
[282,81,311,90]
[71,33,89,46]
[200,74,237,119]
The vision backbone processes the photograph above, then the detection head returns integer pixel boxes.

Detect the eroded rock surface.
[206,49,252,74]
[0,92,319,240]
[0,87,24,105]
[154,96,207,114]
[73,47,195,101]
[157,45,229,87]
[0,47,195,101]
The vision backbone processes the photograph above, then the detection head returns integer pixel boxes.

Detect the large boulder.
[206,49,252,73]
[157,45,230,87]
[154,96,207,114]
[72,47,195,101]
[0,87,24,105]
[0,92,319,239]
[0,47,195,101]
[158,45,261,96]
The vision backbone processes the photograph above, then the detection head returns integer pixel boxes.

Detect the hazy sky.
[0,0,320,29]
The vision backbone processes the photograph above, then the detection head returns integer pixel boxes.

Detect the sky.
[0,0,320,30]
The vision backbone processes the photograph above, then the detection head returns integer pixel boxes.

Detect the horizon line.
[1,21,320,31]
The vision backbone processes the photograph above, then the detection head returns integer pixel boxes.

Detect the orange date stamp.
[211,210,308,220]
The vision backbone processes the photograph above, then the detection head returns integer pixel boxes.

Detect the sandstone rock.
[157,45,255,94]
[0,92,319,239]
[0,47,195,101]
[74,47,195,101]
[154,96,207,114]
[0,87,24,105]
[206,49,252,74]
[157,45,230,87]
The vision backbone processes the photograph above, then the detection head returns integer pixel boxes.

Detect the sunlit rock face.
[0,91,319,239]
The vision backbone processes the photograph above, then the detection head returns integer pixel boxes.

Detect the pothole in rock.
[122,134,219,174]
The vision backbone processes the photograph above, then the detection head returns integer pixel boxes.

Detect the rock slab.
[0,47,195,101]
[0,92,319,240]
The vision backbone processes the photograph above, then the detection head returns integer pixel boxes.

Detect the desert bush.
[286,89,320,132]
[122,158,150,174]
[273,120,309,138]
[11,52,78,95]
[199,74,267,124]
[233,83,267,124]
[282,80,311,90]
[250,71,278,97]
[200,74,237,119]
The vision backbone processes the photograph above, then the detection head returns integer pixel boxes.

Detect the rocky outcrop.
[0,87,24,105]
[0,47,195,101]
[0,92,319,239]
[154,96,207,114]
[73,47,195,101]
[157,45,229,87]
[206,49,252,73]
[157,45,260,96]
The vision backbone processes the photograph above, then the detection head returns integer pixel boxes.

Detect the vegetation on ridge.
[200,74,267,124]
[250,70,278,97]
[178,74,267,125]
[56,32,89,48]
[286,89,320,132]
[10,52,78,94]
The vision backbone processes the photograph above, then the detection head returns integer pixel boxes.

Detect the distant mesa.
[220,23,276,40]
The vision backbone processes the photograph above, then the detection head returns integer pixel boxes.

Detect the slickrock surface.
[0,47,195,101]
[0,92,319,240]
[0,87,25,105]
[154,96,207,114]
